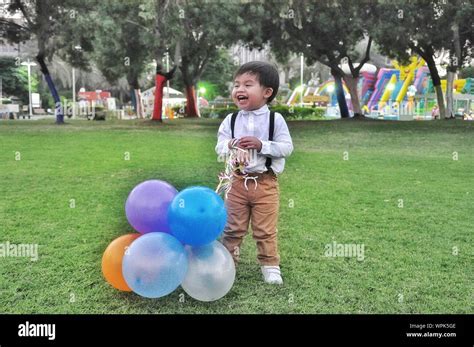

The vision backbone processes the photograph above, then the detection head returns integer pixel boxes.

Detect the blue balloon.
[168,186,227,246]
[122,232,188,298]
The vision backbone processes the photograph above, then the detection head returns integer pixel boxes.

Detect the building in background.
[229,45,271,65]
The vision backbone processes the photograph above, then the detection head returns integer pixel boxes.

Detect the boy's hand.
[238,136,262,152]
[228,138,239,149]
[235,148,250,167]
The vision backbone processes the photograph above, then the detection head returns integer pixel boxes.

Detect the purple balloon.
[125,180,178,234]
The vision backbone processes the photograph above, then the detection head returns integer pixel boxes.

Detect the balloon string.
[215,147,250,199]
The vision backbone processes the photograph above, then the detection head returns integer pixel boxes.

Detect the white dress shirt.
[215,104,293,175]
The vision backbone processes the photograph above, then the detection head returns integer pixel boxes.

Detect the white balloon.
[181,241,236,302]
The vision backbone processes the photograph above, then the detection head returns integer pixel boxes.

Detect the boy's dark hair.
[234,61,280,103]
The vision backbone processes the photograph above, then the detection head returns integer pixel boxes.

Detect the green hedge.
[173,105,325,120]
[271,105,325,120]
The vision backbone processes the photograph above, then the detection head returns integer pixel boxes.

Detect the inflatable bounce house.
[287,56,474,120]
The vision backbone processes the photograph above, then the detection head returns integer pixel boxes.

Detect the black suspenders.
[230,110,275,170]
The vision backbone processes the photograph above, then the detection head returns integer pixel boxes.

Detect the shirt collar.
[240,104,269,117]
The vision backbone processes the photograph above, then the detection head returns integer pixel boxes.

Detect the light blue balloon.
[168,186,227,246]
[122,232,188,298]
[181,241,236,302]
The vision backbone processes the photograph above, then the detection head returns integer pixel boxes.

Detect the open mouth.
[237,95,249,101]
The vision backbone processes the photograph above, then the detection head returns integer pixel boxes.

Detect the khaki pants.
[222,171,280,266]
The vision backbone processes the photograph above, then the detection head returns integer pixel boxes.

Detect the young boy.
[215,61,293,284]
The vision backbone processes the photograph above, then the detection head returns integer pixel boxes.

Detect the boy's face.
[232,72,273,111]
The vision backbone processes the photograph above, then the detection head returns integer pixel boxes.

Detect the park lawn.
[0,118,472,314]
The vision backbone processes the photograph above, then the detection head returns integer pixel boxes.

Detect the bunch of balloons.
[101,179,235,302]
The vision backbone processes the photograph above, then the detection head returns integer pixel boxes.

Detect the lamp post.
[72,45,82,118]
[72,67,76,118]
[300,53,304,107]
[162,52,170,119]
[21,59,37,118]
[165,52,170,101]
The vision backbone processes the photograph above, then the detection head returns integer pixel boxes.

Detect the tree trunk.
[130,87,136,115]
[424,53,446,119]
[129,88,144,118]
[185,84,199,117]
[152,73,166,122]
[332,69,349,118]
[128,75,144,118]
[446,69,456,119]
[36,55,64,124]
[445,23,461,120]
[35,2,63,124]
[152,64,177,122]
[180,61,200,118]
[343,74,364,118]
[433,84,445,120]
[119,89,124,104]
[283,66,290,85]
[136,89,144,118]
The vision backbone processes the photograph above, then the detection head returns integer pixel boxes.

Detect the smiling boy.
[215,61,293,284]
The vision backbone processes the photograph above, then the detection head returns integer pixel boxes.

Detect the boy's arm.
[259,113,293,159]
[215,114,234,156]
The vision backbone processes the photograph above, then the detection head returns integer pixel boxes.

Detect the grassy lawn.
[0,118,472,314]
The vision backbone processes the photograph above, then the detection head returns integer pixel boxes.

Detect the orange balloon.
[102,233,140,291]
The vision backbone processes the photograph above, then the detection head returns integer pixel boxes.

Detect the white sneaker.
[261,266,283,285]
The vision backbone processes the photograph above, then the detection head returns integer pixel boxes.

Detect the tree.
[149,0,179,121]
[163,0,251,117]
[172,48,237,100]
[261,0,376,118]
[1,0,93,123]
[459,66,474,79]
[126,0,181,121]
[0,57,38,104]
[371,1,450,119]
[200,49,238,100]
[90,1,153,118]
[440,1,474,118]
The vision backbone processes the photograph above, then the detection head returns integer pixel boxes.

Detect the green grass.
[0,118,473,314]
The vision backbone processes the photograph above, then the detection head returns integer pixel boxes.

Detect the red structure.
[78,90,111,106]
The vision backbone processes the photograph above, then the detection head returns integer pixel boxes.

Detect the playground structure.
[366,57,473,120]
[286,75,351,110]
[286,57,474,120]
[286,84,334,106]
[287,64,376,117]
